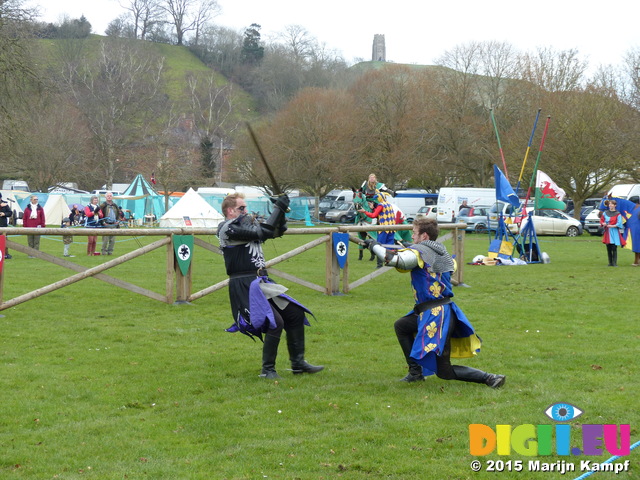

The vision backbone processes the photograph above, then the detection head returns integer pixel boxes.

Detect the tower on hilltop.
[372,34,386,62]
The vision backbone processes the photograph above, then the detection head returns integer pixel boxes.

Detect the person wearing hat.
[0,192,13,259]
[364,217,506,388]
[61,217,74,257]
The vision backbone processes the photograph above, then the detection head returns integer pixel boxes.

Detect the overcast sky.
[29,0,640,73]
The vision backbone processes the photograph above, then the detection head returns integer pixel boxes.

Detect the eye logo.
[544,402,583,422]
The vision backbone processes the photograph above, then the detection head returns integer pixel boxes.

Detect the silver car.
[457,206,491,233]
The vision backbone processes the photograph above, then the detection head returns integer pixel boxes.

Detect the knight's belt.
[229,268,268,279]
[413,297,451,314]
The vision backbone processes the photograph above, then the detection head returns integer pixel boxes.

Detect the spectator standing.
[99,192,123,256]
[84,195,103,256]
[0,193,13,259]
[61,217,74,257]
[23,195,45,255]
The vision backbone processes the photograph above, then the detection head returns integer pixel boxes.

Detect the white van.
[437,187,496,223]
[392,189,438,222]
[2,179,30,191]
[608,184,640,203]
[322,189,354,204]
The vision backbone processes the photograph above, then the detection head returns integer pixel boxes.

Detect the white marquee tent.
[43,194,72,226]
[159,188,224,228]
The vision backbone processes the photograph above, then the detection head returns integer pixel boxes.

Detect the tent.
[0,190,26,225]
[43,195,71,226]
[122,174,158,197]
[159,188,224,228]
[118,174,165,224]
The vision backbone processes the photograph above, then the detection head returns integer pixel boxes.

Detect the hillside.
[32,34,259,120]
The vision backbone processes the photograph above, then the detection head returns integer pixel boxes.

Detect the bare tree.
[9,96,96,191]
[185,71,239,178]
[518,47,588,92]
[231,88,357,198]
[192,0,219,46]
[122,0,165,40]
[62,39,167,187]
[161,0,218,46]
[542,84,634,212]
[277,25,314,65]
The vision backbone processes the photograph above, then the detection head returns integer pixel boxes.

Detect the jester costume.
[360,191,396,267]
[218,196,323,378]
[367,237,505,387]
[600,207,625,266]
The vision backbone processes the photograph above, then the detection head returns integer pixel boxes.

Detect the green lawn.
[0,230,638,479]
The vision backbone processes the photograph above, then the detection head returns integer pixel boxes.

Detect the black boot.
[452,365,505,388]
[612,247,618,267]
[607,245,614,266]
[396,325,424,382]
[286,325,323,375]
[400,362,425,382]
[369,251,375,261]
[358,249,364,260]
[259,334,281,379]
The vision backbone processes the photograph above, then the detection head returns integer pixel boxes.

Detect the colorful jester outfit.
[361,191,396,245]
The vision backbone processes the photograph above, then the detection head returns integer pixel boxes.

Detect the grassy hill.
[32,34,258,120]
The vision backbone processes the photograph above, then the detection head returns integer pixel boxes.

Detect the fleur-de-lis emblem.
[426,321,437,338]
[424,343,437,353]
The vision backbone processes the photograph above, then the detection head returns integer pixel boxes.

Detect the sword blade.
[246,122,282,196]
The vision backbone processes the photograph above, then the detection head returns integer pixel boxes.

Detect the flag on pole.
[493,165,520,207]
[535,171,566,209]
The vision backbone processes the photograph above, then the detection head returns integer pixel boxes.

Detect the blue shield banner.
[333,233,349,269]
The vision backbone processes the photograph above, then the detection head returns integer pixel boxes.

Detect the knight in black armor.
[217,192,324,379]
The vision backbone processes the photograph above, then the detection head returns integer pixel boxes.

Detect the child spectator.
[61,217,75,257]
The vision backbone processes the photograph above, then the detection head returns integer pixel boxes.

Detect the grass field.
[0,229,638,479]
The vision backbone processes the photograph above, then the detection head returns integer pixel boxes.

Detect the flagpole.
[525,115,551,210]
[490,108,509,180]
[516,108,541,196]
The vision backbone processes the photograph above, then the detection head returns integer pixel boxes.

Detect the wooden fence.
[0,224,466,311]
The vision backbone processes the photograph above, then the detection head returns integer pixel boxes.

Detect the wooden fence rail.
[0,224,465,310]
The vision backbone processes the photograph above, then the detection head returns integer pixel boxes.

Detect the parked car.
[520,209,583,236]
[457,206,491,233]
[488,201,523,233]
[584,208,604,235]
[415,205,437,221]
[568,205,596,227]
[324,202,357,223]
[318,200,337,221]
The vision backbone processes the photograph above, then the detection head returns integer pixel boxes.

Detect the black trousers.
[394,312,456,379]
[266,301,306,338]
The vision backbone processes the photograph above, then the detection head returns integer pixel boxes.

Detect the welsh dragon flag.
[535,170,566,209]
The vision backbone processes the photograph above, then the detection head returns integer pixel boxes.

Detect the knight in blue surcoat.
[365,217,506,387]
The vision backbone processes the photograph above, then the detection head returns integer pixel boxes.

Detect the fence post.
[452,226,466,285]
[325,232,340,295]
[172,234,193,304]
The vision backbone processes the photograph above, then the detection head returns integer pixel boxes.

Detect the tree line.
[231,44,640,213]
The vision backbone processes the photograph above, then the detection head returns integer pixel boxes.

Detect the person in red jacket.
[23,195,46,254]
[84,195,103,255]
